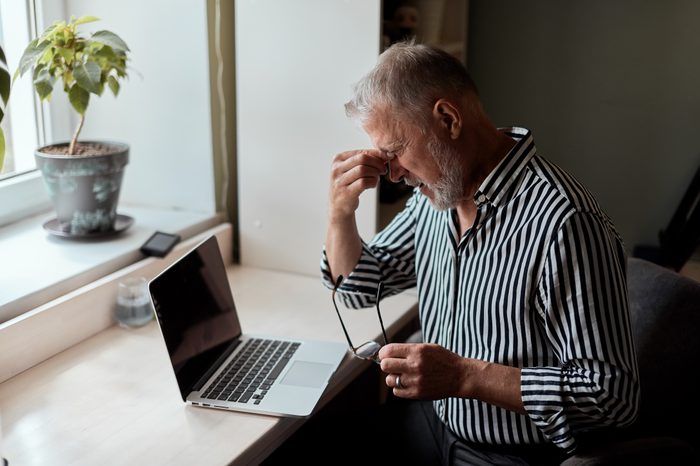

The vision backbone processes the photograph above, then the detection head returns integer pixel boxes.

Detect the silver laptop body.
[148,235,347,417]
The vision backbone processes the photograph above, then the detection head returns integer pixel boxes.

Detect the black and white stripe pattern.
[321,127,639,452]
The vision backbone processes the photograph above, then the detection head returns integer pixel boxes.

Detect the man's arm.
[521,211,639,450]
[325,149,387,281]
[379,343,526,414]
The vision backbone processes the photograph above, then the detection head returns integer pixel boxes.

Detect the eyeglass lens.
[355,341,382,363]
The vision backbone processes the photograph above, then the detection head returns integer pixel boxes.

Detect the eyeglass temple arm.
[376,282,389,345]
[332,275,356,354]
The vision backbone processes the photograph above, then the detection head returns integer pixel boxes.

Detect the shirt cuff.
[320,243,380,309]
[521,367,577,453]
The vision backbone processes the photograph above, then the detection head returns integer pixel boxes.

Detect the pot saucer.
[43,214,134,239]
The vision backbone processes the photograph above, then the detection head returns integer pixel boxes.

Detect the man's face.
[364,113,464,211]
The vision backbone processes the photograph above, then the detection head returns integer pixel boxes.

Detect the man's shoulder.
[524,156,624,254]
[526,155,605,217]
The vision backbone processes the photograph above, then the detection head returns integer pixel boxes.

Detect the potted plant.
[14,16,131,236]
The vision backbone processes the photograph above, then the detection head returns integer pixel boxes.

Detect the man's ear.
[432,99,462,140]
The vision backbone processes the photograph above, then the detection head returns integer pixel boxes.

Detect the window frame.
[0,0,51,227]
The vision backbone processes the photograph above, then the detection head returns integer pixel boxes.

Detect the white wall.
[45,0,216,214]
[467,0,700,252]
[236,0,381,276]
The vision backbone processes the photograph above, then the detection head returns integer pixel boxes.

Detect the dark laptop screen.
[149,235,242,399]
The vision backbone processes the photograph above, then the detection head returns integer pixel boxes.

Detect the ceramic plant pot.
[34,141,129,235]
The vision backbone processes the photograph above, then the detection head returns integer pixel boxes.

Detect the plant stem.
[68,113,85,155]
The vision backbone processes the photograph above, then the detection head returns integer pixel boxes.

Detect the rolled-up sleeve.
[321,192,419,308]
[521,211,640,452]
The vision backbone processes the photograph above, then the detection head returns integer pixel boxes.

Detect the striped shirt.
[321,127,640,452]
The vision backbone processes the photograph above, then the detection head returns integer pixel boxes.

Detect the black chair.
[562,258,700,464]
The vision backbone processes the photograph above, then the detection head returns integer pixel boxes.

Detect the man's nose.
[387,159,406,183]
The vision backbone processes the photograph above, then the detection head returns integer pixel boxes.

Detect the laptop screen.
[149,236,242,399]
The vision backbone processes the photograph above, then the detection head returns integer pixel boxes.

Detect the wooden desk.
[0,266,417,465]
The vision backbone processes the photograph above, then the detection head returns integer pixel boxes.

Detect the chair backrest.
[627,257,700,444]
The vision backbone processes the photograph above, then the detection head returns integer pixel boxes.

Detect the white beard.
[424,135,464,211]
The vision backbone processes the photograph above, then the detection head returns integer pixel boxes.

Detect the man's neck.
[454,129,516,237]
[455,203,478,237]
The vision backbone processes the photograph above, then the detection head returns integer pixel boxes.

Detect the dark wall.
[467,0,700,251]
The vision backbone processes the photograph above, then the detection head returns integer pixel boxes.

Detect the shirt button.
[477,194,487,204]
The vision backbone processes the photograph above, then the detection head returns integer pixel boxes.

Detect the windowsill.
[0,203,223,323]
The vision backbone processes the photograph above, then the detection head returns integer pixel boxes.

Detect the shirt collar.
[474,127,536,208]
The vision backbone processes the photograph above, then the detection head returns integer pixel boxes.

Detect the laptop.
[148,234,348,417]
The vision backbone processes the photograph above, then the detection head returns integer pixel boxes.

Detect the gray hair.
[345,41,479,129]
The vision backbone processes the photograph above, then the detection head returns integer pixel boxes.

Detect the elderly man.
[321,42,639,465]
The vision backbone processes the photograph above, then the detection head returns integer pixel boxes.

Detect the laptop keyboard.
[201,338,300,405]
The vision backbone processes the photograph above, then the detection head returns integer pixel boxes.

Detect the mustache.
[402,176,422,188]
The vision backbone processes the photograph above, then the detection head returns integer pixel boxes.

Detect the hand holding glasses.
[331,276,388,364]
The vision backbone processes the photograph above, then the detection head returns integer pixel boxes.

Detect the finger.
[378,343,414,360]
[385,373,394,388]
[379,356,411,374]
[334,149,386,164]
[335,164,384,190]
[385,373,412,398]
[331,158,385,190]
[343,176,381,197]
[335,152,388,177]
[353,150,390,169]
[385,373,407,389]
[334,149,363,162]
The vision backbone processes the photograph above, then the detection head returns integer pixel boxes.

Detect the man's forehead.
[364,113,409,151]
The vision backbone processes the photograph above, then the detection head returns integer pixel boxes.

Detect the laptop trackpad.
[280,361,333,388]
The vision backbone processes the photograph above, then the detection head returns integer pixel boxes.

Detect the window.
[0,0,50,226]
[0,0,219,325]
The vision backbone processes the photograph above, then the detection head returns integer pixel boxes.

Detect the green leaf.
[86,41,104,55]
[107,75,120,96]
[15,39,50,79]
[68,83,89,114]
[74,61,101,94]
[37,45,55,66]
[57,47,74,63]
[32,63,46,81]
[0,129,5,172]
[0,46,6,66]
[34,80,54,100]
[33,68,54,100]
[61,27,76,45]
[0,66,10,105]
[41,21,64,37]
[74,15,100,26]
[92,44,116,60]
[91,30,129,52]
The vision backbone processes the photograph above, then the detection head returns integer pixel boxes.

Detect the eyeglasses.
[331,276,389,364]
